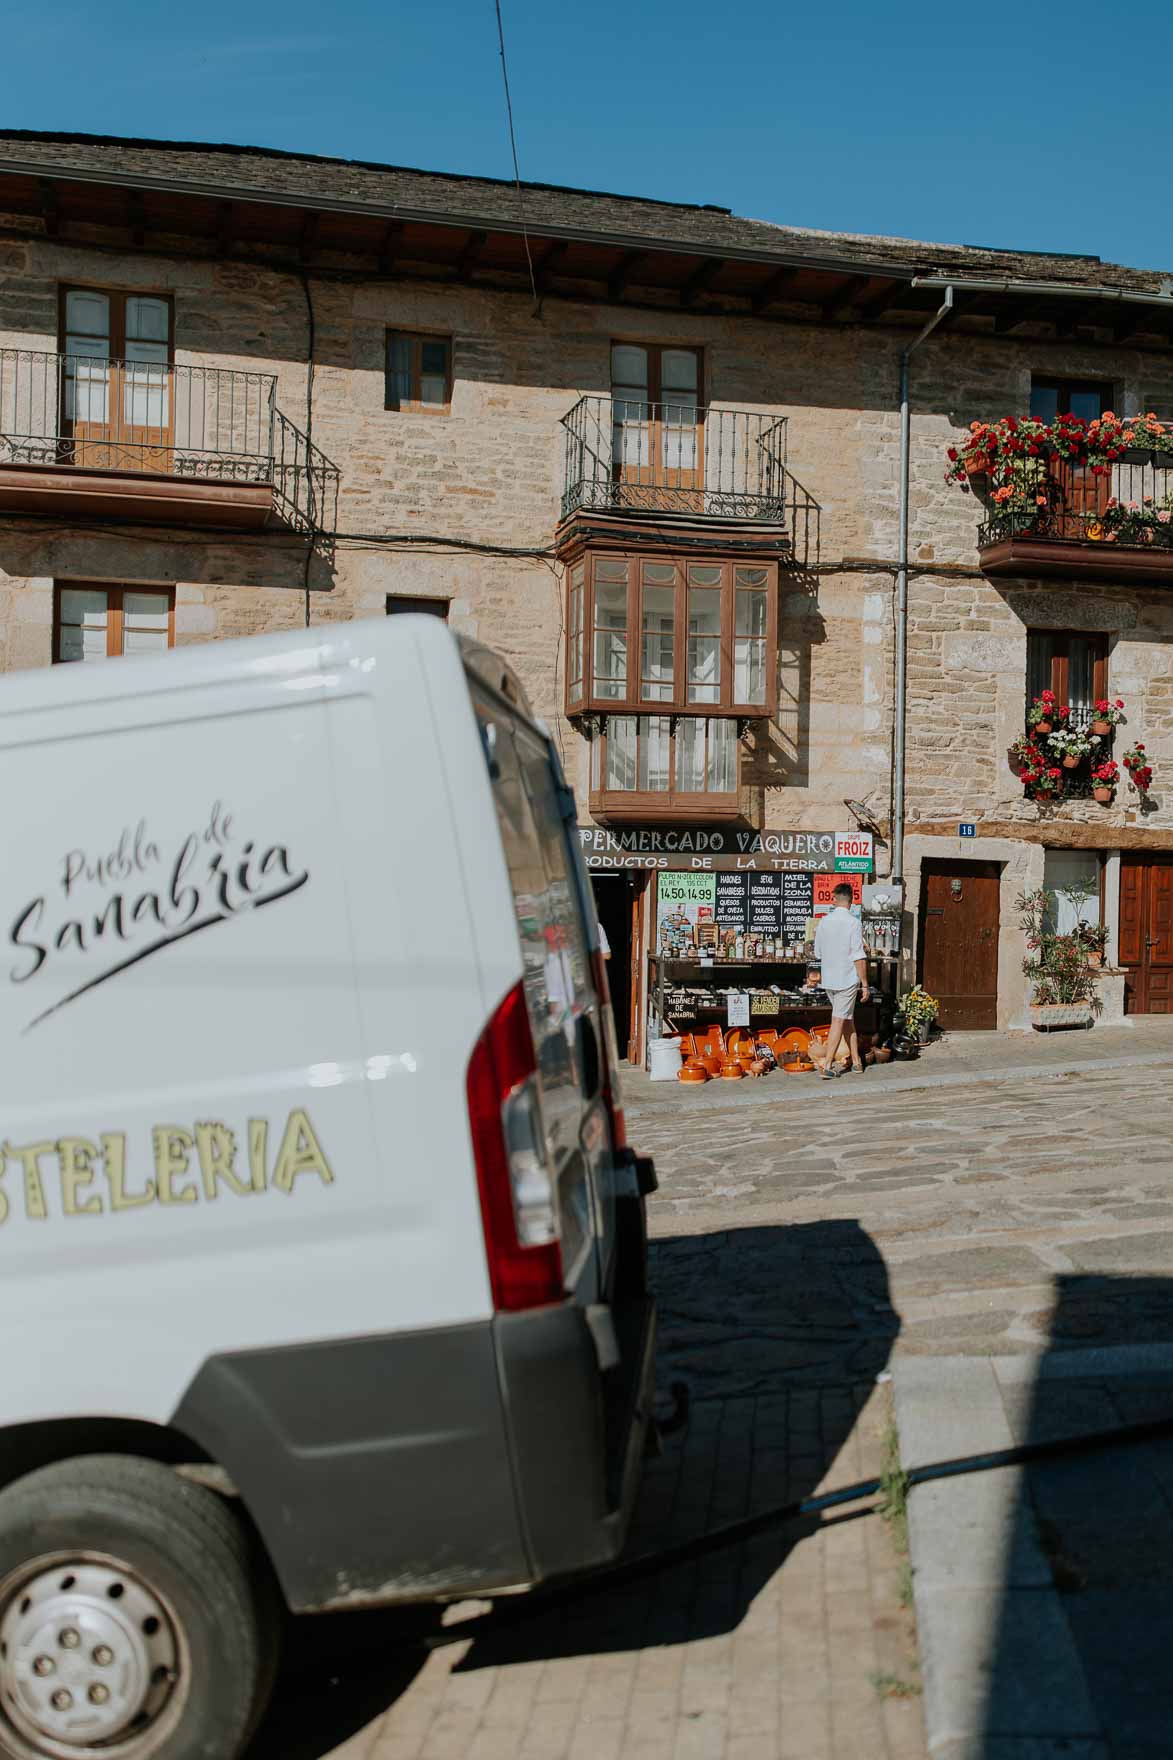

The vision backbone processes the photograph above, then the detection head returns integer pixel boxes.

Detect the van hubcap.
[0,1557,179,1751]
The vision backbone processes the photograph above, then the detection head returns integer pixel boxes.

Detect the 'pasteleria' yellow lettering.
[0,1111,336,1224]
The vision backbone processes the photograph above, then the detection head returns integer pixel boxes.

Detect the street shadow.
[453,1218,897,1671]
[247,1218,897,1753]
[977,1273,1173,1756]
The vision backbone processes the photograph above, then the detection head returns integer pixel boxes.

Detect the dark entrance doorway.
[591,874,634,1059]
[1120,857,1173,1013]
[918,859,1001,1030]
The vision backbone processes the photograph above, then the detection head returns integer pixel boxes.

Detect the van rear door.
[468,683,616,1306]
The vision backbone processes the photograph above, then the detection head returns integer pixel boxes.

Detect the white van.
[0,617,656,1759]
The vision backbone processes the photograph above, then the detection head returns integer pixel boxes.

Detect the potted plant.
[1009,733,1045,777]
[1090,697,1126,737]
[1027,690,1067,737]
[1123,743,1155,795]
[1073,920,1109,968]
[1017,888,1103,1030]
[1026,765,1065,801]
[1046,727,1095,769]
[1091,758,1120,803]
[900,985,939,1044]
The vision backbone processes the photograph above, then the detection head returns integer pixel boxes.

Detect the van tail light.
[467,982,563,1312]
[590,949,627,1151]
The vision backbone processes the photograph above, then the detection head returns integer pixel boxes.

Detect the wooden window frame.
[385,331,453,413]
[58,287,175,362]
[611,341,704,410]
[1027,628,1108,708]
[565,550,778,719]
[1028,375,1114,421]
[53,583,176,663]
[587,712,742,825]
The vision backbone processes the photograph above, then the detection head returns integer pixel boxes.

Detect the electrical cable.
[492,0,539,315]
[413,1405,1173,1654]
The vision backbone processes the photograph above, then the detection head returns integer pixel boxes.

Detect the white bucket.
[649,1036,683,1082]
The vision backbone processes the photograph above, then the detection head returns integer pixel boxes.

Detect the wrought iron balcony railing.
[561,395,805,528]
[0,348,339,539]
[978,455,1173,556]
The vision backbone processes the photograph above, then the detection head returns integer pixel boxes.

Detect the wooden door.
[610,343,703,507]
[1119,858,1173,1013]
[62,290,173,473]
[919,860,1001,1030]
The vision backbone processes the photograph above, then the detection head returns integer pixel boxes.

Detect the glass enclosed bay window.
[588,713,741,822]
[566,552,777,717]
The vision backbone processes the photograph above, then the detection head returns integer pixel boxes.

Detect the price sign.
[814,872,863,913]
[727,993,750,1027]
[656,872,717,954]
[715,871,749,929]
[748,872,783,935]
[781,872,814,940]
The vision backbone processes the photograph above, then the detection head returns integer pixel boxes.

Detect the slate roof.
[0,130,1169,292]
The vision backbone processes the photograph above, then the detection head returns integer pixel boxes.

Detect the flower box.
[1152,452,1173,471]
[1121,445,1152,466]
[1029,1001,1094,1031]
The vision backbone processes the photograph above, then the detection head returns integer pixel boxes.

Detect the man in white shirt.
[813,884,869,1078]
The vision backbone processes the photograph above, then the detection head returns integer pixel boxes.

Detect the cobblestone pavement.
[252,1035,1173,1760]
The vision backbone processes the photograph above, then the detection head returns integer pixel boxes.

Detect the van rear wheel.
[0,1455,271,1760]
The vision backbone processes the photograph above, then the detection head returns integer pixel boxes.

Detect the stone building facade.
[2,132,1173,1033]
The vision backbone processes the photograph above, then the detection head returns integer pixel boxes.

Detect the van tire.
[0,1453,272,1760]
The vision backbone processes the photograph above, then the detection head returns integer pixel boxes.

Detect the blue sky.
[7,0,1173,271]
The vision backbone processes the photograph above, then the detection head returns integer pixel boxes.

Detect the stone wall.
[0,232,908,838]
[6,224,1173,1006]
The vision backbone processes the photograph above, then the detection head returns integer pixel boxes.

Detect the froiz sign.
[9,802,308,1030]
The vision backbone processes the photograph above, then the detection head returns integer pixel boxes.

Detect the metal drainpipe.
[892,285,954,884]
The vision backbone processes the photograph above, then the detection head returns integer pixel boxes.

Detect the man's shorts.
[827,983,860,1021]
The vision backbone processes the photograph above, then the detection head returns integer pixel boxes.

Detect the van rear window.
[472,692,590,1045]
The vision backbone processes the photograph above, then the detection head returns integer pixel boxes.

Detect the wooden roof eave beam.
[679,256,724,308]
[455,229,488,282]
[751,266,800,315]
[608,250,648,302]
[38,178,59,238]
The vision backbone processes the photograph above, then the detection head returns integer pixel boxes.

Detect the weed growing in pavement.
[868,1671,922,1700]
[878,1417,914,1608]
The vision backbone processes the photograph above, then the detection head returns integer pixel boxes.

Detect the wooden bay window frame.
[565,551,778,719]
[587,711,743,823]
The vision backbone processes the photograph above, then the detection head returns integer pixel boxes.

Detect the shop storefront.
[580,826,899,1065]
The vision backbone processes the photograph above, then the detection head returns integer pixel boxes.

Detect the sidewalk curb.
[627,1048,1173,1112]
[892,1358,1104,1760]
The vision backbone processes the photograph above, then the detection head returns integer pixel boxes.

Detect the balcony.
[0,349,339,539]
[974,456,1173,586]
[559,396,816,554]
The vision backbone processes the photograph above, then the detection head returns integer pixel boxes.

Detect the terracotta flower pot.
[1093,785,1114,804]
[1062,754,1080,769]
[1091,719,1112,737]
[1035,719,1053,736]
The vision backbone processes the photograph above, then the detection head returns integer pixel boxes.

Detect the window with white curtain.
[54,585,173,663]
[1043,849,1101,935]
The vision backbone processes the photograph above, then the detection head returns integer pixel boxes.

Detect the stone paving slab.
[895,1351,1173,1760]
